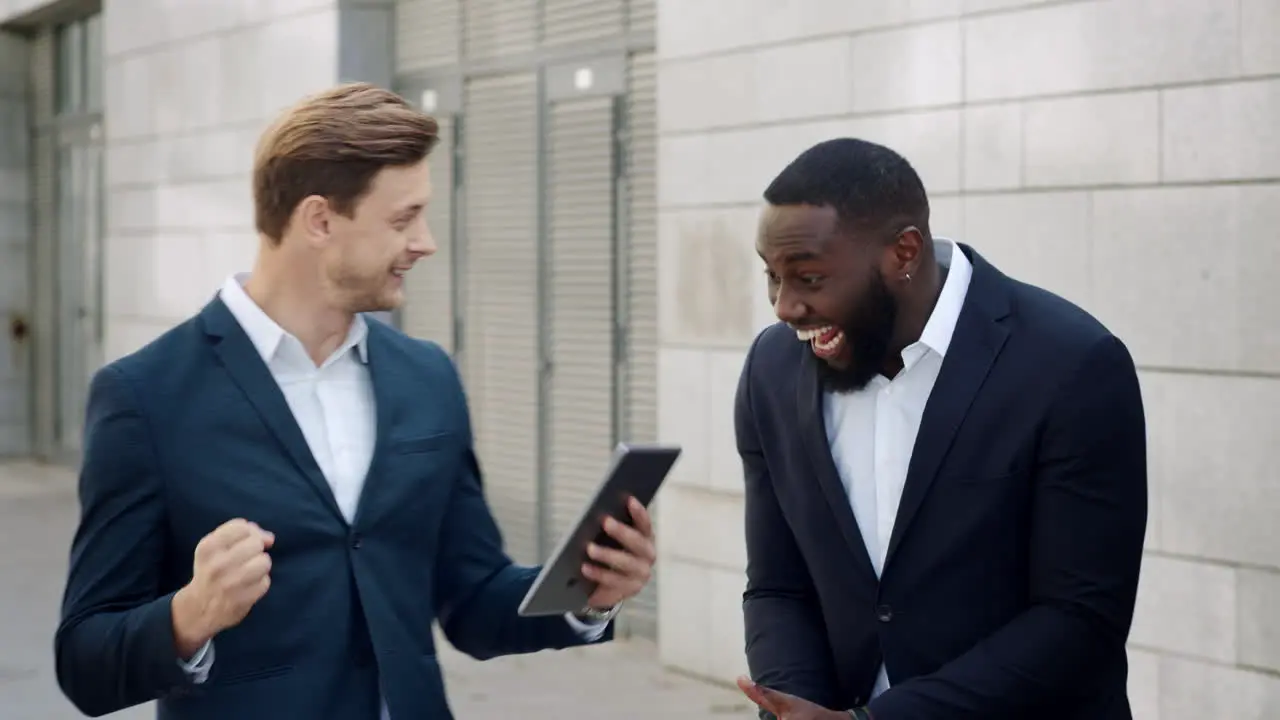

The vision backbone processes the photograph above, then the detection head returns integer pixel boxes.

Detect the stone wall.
[99,0,393,362]
[653,1,1280,717]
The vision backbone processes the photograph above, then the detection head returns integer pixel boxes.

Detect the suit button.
[876,605,893,623]
[350,534,362,550]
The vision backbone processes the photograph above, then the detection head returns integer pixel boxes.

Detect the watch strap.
[575,603,622,623]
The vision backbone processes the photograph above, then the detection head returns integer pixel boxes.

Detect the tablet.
[517,443,682,617]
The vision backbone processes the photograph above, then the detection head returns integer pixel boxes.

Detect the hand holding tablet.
[518,444,682,617]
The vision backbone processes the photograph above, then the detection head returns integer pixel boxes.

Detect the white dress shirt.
[179,274,605,718]
[822,240,973,699]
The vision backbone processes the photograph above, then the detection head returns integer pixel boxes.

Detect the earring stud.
[904,272,912,283]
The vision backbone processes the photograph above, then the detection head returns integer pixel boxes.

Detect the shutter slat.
[400,116,455,352]
[546,96,617,545]
[462,73,542,565]
[463,0,537,62]
[627,0,657,36]
[620,51,659,638]
[542,0,625,47]
[395,0,462,73]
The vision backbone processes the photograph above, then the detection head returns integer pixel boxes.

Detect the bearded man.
[734,138,1147,720]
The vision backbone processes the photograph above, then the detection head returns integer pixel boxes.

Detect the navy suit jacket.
[737,245,1147,720]
[55,297,610,719]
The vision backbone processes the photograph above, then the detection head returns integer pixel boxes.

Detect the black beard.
[816,271,898,394]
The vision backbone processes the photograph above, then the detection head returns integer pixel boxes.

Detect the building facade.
[0,0,1277,717]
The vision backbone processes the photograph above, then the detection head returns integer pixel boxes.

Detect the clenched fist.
[171,519,274,658]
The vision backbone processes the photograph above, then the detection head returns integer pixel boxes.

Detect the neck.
[243,237,353,365]
[881,254,946,377]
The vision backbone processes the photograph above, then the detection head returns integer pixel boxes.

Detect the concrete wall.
[653,1,1280,717]
[98,0,392,363]
[0,30,30,455]
[0,0,49,22]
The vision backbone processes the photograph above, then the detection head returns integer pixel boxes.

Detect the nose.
[773,285,807,325]
[408,221,437,257]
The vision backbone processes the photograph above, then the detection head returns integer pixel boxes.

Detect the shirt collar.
[218,273,369,365]
[914,238,973,359]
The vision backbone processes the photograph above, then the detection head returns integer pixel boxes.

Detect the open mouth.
[794,325,845,359]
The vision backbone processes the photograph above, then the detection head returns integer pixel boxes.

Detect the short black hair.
[763,138,930,238]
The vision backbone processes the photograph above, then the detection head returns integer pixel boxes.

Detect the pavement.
[0,461,755,720]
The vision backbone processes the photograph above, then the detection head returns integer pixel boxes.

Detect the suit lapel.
[200,298,347,524]
[883,246,1012,570]
[350,321,400,528]
[796,353,879,585]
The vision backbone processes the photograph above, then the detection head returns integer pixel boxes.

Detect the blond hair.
[252,82,439,242]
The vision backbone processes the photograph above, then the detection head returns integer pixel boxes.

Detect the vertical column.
[0,31,30,456]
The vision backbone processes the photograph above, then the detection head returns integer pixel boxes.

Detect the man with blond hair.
[54,83,658,720]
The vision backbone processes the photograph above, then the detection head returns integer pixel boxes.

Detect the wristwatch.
[575,603,622,624]
[847,708,872,720]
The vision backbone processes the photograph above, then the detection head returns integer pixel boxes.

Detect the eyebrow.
[781,250,821,263]
[394,203,425,219]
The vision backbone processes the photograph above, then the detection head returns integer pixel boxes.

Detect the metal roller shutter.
[619,51,659,638]
[400,115,456,352]
[461,73,541,565]
[541,0,625,47]
[395,0,462,73]
[627,0,657,36]
[463,0,536,63]
[545,95,617,546]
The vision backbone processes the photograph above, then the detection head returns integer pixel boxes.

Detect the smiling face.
[251,82,441,314]
[311,159,436,313]
[758,204,900,393]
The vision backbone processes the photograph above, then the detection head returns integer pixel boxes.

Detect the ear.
[294,195,332,247]
[885,225,926,282]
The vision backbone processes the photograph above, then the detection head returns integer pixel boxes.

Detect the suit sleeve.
[54,365,194,717]
[431,350,612,659]
[738,338,841,713]
[867,334,1148,720]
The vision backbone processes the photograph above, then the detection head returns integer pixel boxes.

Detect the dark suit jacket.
[736,245,1147,720]
[55,298,610,719]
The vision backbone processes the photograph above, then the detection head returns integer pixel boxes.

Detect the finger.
[736,677,781,715]
[236,552,272,585]
[210,535,269,579]
[226,532,269,564]
[627,497,654,539]
[602,516,656,563]
[247,573,271,603]
[585,542,651,581]
[581,563,643,599]
[207,519,256,549]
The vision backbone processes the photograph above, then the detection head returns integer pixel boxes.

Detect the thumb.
[736,676,790,715]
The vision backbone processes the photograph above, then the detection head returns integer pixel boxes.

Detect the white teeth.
[795,325,833,342]
[813,331,844,352]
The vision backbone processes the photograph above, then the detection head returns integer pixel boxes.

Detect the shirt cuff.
[177,640,215,684]
[563,611,610,642]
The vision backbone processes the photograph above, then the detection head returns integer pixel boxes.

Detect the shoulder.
[365,317,462,388]
[737,321,806,417]
[743,322,802,379]
[97,316,206,392]
[1007,280,1122,357]
[999,278,1137,399]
